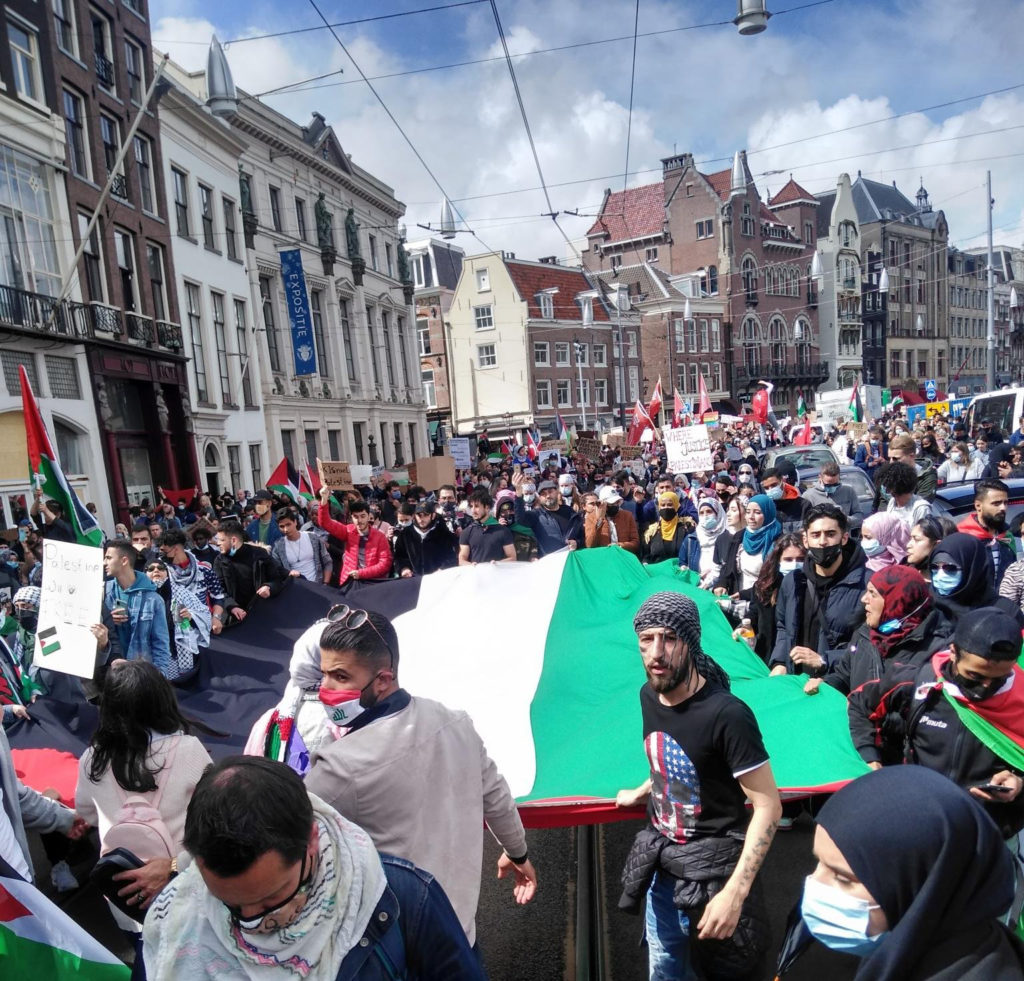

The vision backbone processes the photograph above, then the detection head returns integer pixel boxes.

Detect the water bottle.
[737,617,755,650]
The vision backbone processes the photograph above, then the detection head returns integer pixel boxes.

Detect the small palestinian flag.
[848,381,861,423]
[797,392,807,419]
[266,457,302,505]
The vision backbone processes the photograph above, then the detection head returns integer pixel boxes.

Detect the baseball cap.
[17,518,32,528]
[953,607,1022,660]
[252,490,274,502]
[538,480,558,492]
[413,502,433,515]
[598,485,623,504]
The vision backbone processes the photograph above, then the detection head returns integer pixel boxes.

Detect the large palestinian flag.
[0,858,127,977]
[9,551,867,826]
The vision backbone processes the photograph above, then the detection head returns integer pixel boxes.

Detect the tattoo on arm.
[732,817,779,894]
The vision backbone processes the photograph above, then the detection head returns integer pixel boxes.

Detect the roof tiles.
[503,260,609,322]
[585,182,664,241]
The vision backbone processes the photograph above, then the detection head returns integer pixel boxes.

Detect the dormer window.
[537,290,556,319]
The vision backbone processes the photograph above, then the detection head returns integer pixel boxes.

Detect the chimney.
[539,256,557,264]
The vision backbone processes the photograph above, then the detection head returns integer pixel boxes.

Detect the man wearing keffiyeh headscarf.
[617,591,782,980]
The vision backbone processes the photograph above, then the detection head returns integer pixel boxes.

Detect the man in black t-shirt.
[458,489,516,565]
[617,592,781,980]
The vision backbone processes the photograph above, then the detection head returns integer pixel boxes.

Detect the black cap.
[399,502,417,517]
[252,490,274,502]
[954,607,1022,661]
[413,502,433,515]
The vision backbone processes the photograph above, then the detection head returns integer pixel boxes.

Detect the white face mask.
[779,560,802,576]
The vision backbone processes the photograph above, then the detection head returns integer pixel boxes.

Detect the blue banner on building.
[279,249,317,376]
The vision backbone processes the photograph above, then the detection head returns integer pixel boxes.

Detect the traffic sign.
[924,378,937,401]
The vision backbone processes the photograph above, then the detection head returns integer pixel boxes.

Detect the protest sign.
[414,456,456,491]
[664,425,713,474]
[626,458,646,479]
[574,437,602,462]
[539,439,568,454]
[846,422,869,440]
[447,438,472,469]
[618,445,644,461]
[603,432,626,448]
[317,459,354,490]
[350,464,374,485]
[36,540,104,679]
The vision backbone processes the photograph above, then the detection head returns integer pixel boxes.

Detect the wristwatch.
[168,857,179,879]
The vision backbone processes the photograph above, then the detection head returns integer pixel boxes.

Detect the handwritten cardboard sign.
[574,437,602,461]
[317,458,354,490]
[37,540,104,680]
[664,424,714,474]
[618,445,644,460]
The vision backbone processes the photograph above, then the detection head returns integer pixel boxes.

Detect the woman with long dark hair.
[750,533,806,664]
[75,660,212,949]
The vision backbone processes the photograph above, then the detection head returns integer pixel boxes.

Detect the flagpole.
[573,340,588,430]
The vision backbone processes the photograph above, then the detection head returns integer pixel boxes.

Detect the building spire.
[730,151,745,197]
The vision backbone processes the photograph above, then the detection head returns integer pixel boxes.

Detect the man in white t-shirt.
[271,509,333,584]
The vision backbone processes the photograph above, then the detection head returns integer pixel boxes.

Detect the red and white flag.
[697,372,713,420]
[647,377,663,423]
[672,389,684,429]
[627,399,654,446]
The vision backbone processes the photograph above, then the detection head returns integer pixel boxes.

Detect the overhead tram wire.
[306,0,495,256]
[227,0,837,98]
[488,0,581,263]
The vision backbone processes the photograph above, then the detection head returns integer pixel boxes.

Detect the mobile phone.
[978,783,1012,794]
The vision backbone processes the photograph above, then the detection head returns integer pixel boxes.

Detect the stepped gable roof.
[585,182,664,242]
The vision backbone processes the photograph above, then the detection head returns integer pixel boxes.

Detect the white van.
[965,388,1024,436]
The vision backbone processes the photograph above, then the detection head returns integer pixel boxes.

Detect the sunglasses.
[930,562,961,575]
[326,604,395,668]
[226,851,313,931]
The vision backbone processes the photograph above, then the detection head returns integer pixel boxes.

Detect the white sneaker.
[50,860,79,892]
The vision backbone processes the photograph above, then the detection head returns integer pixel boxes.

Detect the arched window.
[765,266,775,295]
[789,267,798,296]
[794,318,812,365]
[742,256,758,302]
[204,444,220,468]
[741,316,762,374]
[707,265,718,294]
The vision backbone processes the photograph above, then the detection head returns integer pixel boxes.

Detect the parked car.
[759,444,840,472]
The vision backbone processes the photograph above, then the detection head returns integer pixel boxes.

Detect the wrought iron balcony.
[156,320,183,350]
[733,361,830,388]
[109,172,129,200]
[125,312,153,344]
[0,284,90,339]
[95,52,114,89]
[841,277,858,291]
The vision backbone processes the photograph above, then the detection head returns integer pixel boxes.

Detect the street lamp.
[734,0,771,35]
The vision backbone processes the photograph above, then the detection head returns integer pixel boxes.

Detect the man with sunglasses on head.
[142,756,484,979]
[306,610,537,950]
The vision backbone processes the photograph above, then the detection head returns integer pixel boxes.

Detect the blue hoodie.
[103,571,171,676]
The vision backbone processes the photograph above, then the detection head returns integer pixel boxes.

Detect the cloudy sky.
[152,0,1024,262]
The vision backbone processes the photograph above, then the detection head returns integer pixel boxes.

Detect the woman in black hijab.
[928,531,1023,623]
[800,766,1021,980]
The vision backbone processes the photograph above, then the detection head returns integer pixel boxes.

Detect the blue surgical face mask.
[862,538,886,557]
[931,569,962,595]
[801,875,885,956]
[779,560,802,576]
[766,486,783,501]
[700,515,718,530]
[819,483,838,496]
[229,545,239,556]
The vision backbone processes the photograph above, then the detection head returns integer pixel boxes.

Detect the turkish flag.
[647,377,663,422]
[752,388,769,425]
[627,400,654,446]
[672,389,683,429]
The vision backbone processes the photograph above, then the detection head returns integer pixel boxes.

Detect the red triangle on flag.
[0,883,32,922]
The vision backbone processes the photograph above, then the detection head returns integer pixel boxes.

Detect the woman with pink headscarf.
[860,512,910,572]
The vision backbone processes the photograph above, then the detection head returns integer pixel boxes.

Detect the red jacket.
[314,506,393,580]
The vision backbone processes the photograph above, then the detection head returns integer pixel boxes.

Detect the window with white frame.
[535,378,552,408]
[100,116,126,197]
[476,267,489,291]
[538,292,555,319]
[533,341,549,366]
[172,169,190,237]
[686,320,697,352]
[610,255,622,271]
[133,136,154,213]
[79,214,104,302]
[556,379,571,407]
[696,219,713,240]
[53,0,78,56]
[677,367,687,394]
[593,343,606,366]
[146,243,167,320]
[576,378,590,406]
[412,255,425,288]
[554,342,569,366]
[368,234,378,270]
[711,319,721,352]
[699,319,710,350]
[223,197,238,260]
[64,90,89,179]
[91,12,115,93]
[712,362,722,392]
[200,185,215,249]
[674,319,684,353]
[646,247,659,263]
[474,305,493,330]
[595,377,608,405]
[124,37,144,104]
[627,331,638,357]
[422,369,436,408]
[628,365,639,401]
[114,229,139,311]
[8,19,42,103]
[417,318,430,355]
[575,342,588,366]
[477,343,496,368]
[689,364,699,393]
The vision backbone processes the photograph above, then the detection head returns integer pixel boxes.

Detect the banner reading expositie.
[279,249,317,376]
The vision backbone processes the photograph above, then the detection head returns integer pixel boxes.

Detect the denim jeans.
[645,871,698,981]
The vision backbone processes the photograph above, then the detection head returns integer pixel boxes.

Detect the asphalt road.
[41,809,859,980]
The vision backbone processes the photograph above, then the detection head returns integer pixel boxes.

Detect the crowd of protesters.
[2,396,1024,980]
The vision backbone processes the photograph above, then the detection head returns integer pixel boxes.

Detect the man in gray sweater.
[800,460,863,532]
[305,612,538,947]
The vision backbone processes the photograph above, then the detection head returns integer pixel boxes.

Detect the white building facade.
[158,57,269,496]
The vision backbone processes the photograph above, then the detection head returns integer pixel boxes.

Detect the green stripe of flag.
[0,923,128,979]
[943,689,1024,772]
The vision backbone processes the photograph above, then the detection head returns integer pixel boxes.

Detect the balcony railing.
[125,312,153,344]
[0,283,89,339]
[156,320,183,350]
[734,361,830,388]
[841,277,858,290]
[95,52,114,89]
[0,283,183,352]
[109,173,129,201]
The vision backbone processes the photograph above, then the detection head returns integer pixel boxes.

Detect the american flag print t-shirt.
[640,681,769,841]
